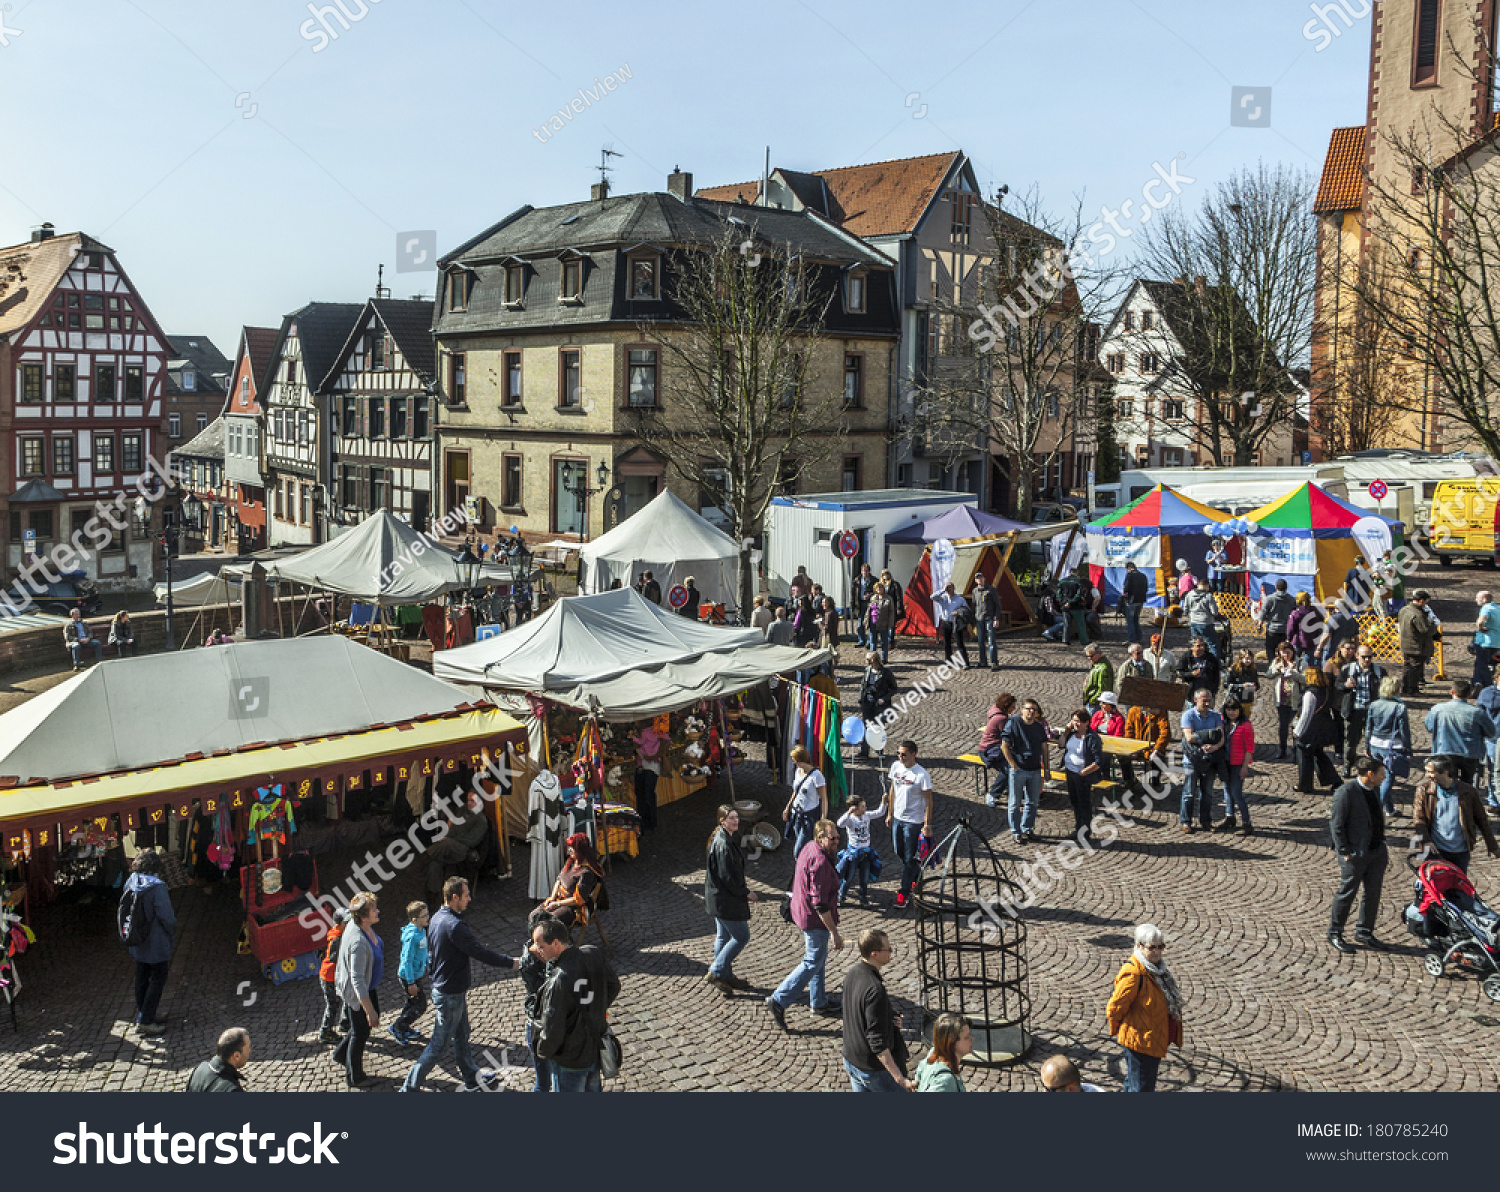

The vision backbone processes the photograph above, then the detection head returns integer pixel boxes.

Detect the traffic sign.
[834,530,860,560]
[1367,479,1389,501]
[22,529,35,552]
[667,584,690,609]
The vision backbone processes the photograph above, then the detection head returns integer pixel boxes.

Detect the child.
[389,900,430,1045]
[317,907,351,1045]
[836,794,886,906]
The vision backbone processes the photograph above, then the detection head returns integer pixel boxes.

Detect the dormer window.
[448,271,471,312]
[845,271,867,313]
[369,332,387,371]
[182,368,197,392]
[630,256,659,300]
[561,256,583,301]
[505,264,526,306]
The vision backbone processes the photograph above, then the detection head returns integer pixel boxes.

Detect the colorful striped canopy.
[1089,485,1229,535]
[1243,483,1401,538]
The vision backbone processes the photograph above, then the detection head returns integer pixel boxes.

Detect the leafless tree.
[627,227,846,611]
[1311,256,1407,456]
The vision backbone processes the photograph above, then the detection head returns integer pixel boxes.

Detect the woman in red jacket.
[1219,699,1257,835]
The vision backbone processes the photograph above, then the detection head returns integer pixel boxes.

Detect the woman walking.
[332,891,383,1089]
[705,805,759,994]
[1269,641,1305,760]
[1106,924,1182,1093]
[870,582,897,665]
[1293,666,1341,793]
[1219,699,1256,834]
[857,653,897,759]
[782,744,829,864]
[1062,708,1106,844]
[915,1012,973,1092]
[1363,674,1413,818]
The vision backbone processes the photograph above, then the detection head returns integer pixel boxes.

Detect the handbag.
[599,1027,622,1080]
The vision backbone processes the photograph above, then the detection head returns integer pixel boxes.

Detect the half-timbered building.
[225,326,277,554]
[0,225,170,590]
[322,298,436,533]
[171,416,229,553]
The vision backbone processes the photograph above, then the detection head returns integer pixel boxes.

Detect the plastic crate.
[240,857,324,968]
[264,950,319,986]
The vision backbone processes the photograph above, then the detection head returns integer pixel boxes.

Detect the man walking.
[1424,679,1497,785]
[884,740,933,910]
[853,563,876,650]
[120,848,176,1037]
[1328,756,1390,955]
[1260,579,1296,663]
[1399,591,1438,695]
[841,929,913,1092]
[1339,646,1386,778]
[1121,561,1148,647]
[532,917,621,1092]
[767,819,844,1026]
[401,877,521,1092]
[972,572,1001,669]
[1411,757,1500,873]
[185,1028,251,1092]
[1182,579,1219,660]
[932,581,971,668]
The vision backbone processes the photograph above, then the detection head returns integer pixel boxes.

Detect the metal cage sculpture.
[913,819,1031,1065]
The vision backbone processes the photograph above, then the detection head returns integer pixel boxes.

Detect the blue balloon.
[841,716,866,745]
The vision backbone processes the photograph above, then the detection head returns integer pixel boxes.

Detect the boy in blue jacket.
[389,900,430,1045]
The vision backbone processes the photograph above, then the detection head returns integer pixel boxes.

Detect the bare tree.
[1129,164,1316,466]
[628,227,847,611]
[1311,256,1406,456]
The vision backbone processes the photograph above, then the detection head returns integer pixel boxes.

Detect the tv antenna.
[598,145,622,188]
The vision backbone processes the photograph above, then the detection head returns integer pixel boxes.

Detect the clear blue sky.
[0,0,1372,357]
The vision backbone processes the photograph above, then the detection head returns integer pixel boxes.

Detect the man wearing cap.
[1083,644,1114,711]
[1398,591,1438,695]
[1121,561,1148,646]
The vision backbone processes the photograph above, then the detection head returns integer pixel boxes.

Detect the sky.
[0,0,1376,359]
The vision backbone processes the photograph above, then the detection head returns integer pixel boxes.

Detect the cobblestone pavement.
[4,560,1500,1092]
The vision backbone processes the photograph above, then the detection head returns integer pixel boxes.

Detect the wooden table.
[1100,734,1152,759]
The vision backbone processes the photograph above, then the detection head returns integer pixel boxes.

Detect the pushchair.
[1402,858,1500,1002]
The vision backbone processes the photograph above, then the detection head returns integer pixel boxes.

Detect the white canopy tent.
[433,587,826,720]
[577,490,740,612]
[155,570,240,607]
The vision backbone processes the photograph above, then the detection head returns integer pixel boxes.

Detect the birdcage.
[913,820,1031,1065]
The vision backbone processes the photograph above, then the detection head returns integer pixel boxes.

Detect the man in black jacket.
[401,877,521,1092]
[185,1027,250,1092]
[1174,636,1221,699]
[1260,579,1296,663]
[533,917,621,1092]
[1120,561,1149,646]
[842,929,912,1091]
[972,573,1001,669]
[1328,755,1389,954]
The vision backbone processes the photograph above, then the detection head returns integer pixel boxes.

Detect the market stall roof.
[886,506,1030,544]
[154,570,240,607]
[224,510,516,603]
[1242,482,1403,538]
[577,490,740,606]
[0,637,523,825]
[433,587,828,717]
[1089,484,1230,534]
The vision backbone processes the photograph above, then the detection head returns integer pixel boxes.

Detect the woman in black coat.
[1294,666,1341,793]
[857,653,898,758]
[705,805,759,994]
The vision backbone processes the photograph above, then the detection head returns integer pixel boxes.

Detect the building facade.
[172,417,229,553]
[163,334,230,447]
[225,326,277,555]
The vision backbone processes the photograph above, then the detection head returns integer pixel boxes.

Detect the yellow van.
[1429,476,1500,566]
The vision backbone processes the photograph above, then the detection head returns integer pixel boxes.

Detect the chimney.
[667,166,693,201]
[591,180,609,202]
[31,223,55,244]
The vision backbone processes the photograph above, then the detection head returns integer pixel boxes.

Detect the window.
[181,368,197,392]
[240,375,249,400]
[391,397,407,438]
[19,437,43,477]
[274,480,284,519]
[553,459,584,535]
[503,351,523,406]
[1141,310,1154,331]
[122,433,143,473]
[1162,399,1185,420]
[505,265,525,305]
[196,413,208,433]
[28,510,53,541]
[369,333,386,371]
[845,272,866,313]
[369,468,388,513]
[124,366,143,402]
[300,411,312,445]
[94,434,115,474]
[502,453,523,509]
[1409,245,1424,270]
[55,363,76,401]
[21,363,42,402]
[627,349,658,407]
[843,354,864,408]
[368,397,385,438]
[1046,389,1061,419]
[949,190,973,244]
[561,257,582,300]
[842,455,861,493]
[168,413,182,438]
[300,482,311,525]
[413,397,429,439]
[1124,311,1135,332]
[1106,353,1125,374]
[343,395,358,435]
[781,353,802,409]
[1140,352,1160,374]
[559,349,581,407]
[51,435,74,476]
[95,363,116,402]
[448,352,466,404]
[340,465,358,509]
[285,359,298,387]
[629,257,657,300]
[448,271,470,311]
[1117,400,1134,419]
[1413,0,1440,84]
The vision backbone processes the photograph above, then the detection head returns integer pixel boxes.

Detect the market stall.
[577,489,741,613]
[1085,484,1230,606]
[1239,482,1405,602]
[0,637,525,989]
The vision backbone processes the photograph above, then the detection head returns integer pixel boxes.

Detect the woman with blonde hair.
[332,891,384,1088]
[915,1012,973,1091]
[1293,665,1340,793]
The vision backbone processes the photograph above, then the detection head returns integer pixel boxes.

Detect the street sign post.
[1367,478,1388,519]
[833,530,860,610]
[667,584,690,610]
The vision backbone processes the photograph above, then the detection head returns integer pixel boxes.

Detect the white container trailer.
[764,489,977,606]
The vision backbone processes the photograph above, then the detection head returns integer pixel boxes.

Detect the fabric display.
[248,785,296,844]
[527,770,568,899]
[783,680,846,805]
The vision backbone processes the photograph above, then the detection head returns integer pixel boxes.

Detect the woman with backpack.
[120,848,176,1038]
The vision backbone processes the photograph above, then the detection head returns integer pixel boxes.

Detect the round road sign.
[835,530,861,560]
[667,584,690,609]
[1367,479,1389,500]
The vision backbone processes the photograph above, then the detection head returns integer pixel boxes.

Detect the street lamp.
[161,500,182,651]
[560,459,610,543]
[454,545,482,596]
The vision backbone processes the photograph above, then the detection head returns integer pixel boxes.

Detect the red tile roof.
[1314,127,1367,213]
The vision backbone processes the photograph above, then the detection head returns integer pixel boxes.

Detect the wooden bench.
[957,754,991,804]
[1045,769,1119,798]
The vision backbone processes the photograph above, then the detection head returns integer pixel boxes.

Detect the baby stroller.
[1402,858,1500,1002]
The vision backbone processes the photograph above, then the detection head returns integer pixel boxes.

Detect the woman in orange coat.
[1106,924,1183,1092]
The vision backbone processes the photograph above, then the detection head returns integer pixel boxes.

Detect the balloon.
[510,524,520,535]
[841,716,866,745]
[864,721,888,752]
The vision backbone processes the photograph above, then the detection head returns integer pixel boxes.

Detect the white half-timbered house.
[322,298,436,534]
[0,225,171,590]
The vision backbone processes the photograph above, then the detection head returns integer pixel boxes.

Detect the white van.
[1093,465,1347,515]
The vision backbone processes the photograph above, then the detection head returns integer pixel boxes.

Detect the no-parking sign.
[667,584,690,609]
[1367,479,1389,501]
[834,530,860,560]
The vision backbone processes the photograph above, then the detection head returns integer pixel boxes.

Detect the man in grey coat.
[121,848,176,1037]
[1328,755,1389,955]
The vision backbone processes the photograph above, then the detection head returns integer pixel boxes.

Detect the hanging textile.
[526,770,568,899]
[781,679,846,805]
[248,784,295,844]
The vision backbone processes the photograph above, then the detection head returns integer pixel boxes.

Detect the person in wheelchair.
[539,833,608,929]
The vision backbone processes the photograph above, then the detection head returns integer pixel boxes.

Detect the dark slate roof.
[10,478,65,503]
[263,302,365,392]
[777,169,832,217]
[174,416,225,460]
[372,298,435,381]
[241,326,280,379]
[164,333,230,398]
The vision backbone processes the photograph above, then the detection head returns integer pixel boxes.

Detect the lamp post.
[454,545,482,600]
[161,502,181,651]
[560,459,610,543]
